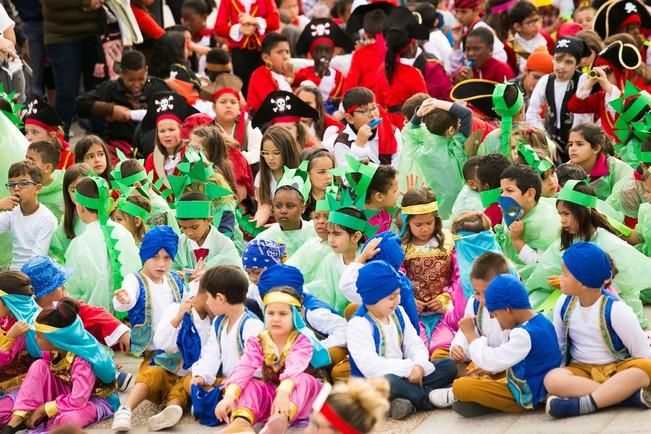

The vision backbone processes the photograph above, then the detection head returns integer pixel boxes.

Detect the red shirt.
[342,35,387,94]
[472,56,515,82]
[567,90,616,139]
[246,66,280,114]
[293,66,345,102]
[131,5,165,40]
[78,301,125,350]
[375,62,428,128]
[214,0,280,50]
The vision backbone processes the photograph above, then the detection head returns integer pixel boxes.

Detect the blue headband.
[562,242,612,289]
[356,261,402,305]
[140,225,179,262]
[485,274,531,312]
[0,293,41,358]
[242,239,286,269]
[257,263,304,297]
[364,232,405,270]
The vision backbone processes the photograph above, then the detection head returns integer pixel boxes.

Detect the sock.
[620,389,647,408]
[579,394,598,414]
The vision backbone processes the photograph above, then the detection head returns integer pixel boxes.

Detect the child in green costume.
[26,141,64,222]
[449,157,483,221]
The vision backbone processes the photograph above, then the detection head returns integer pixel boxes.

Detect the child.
[205,48,233,82]
[515,48,554,109]
[450,157,484,219]
[526,36,592,159]
[566,124,633,200]
[608,139,651,228]
[507,1,554,74]
[73,135,112,183]
[295,84,344,143]
[214,286,324,434]
[544,242,651,418]
[416,2,452,73]
[241,238,285,312]
[573,5,595,31]
[358,161,399,234]
[64,176,141,311]
[181,0,215,75]
[495,164,561,279]
[25,140,64,221]
[174,192,242,278]
[430,274,561,417]
[214,0,280,94]
[0,160,57,270]
[294,18,354,110]
[331,87,401,168]
[1,298,118,433]
[110,194,151,245]
[476,154,511,227]
[301,148,335,219]
[247,33,294,114]
[453,27,515,84]
[347,261,457,420]
[277,0,308,29]
[22,95,73,169]
[401,97,473,220]
[400,188,464,358]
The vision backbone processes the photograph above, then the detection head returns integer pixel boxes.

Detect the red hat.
[557,22,583,38]
[180,113,214,141]
[454,0,480,9]
[526,48,554,74]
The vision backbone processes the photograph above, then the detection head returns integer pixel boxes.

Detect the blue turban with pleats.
[485,274,531,312]
[257,263,304,297]
[562,242,611,289]
[356,261,402,306]
[242,239,285,269]
[140,225,179,262]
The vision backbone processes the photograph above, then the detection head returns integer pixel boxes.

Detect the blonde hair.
[325,378,390,433]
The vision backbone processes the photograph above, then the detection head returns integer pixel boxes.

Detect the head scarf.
[257,264,304,297]
[0,290,41,358]
[485,274,531,312]
[562,242,612,289]
[364,232,405,270]
[139,225,179,263]
[242,239,286,269]
[356,261,402,306]
[21,255,72,299]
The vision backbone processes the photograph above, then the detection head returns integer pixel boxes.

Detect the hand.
[450,345,466,362]
[0,196,19,211]
[0,38,16,60]
[281,61,294,82]
[407,365,424,385]
[466,365,490,377]
[114,289,131,305]
[455,67,473,83]
[415,299,425,314]
[6,321,30,339]
[404,173,422,192]
[357,237,381,264]
[426,298,444,313]
[214,396,235,422]
[416,98,439,117]
[189,258,205,282]
[509,220,525,242]
[117,331,131,353]
[238,13,255,25]
[270,391,291,418]
[84,0,104,11]
[547,276,561,289]
[591,67,611,91]
[355,124,373,147]
[458,316,476,337]
[178,298,194,317]
[110,105,132,123]
[27,405,46,428]
[192,376,205,386]
[240,24,256,36]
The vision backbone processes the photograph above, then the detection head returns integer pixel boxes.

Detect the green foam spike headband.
[176,200,212,219]
[344,155,378,203]
[492,82,523,156]
[557,179,597,209]
[518,143,554,174]
[328,210,378,238]
[479,187,501,208]
[277,160,312,203]
[115,197,150,221]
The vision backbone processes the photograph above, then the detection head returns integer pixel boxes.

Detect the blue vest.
[472,297,485,336]
[213,309,259,362]
[506,313,562,409]
[302,293,342,340]
[129,271,184,355]
[559,292,630,364]
[349,307,406,377]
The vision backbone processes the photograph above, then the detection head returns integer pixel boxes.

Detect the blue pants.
[385,358,457,410]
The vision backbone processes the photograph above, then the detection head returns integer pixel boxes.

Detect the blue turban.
[22,255,72,299]
[356,261,402,306]
[364,232,405,269]
[562,242,611,289]
[257,264,304,297]
[242,239,286,269]
[140,225,179,262]
[485,274,531,312]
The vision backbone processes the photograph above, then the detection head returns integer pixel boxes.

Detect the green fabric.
[448,185,483,222]
[495,197,561,279]
[606,175,643,219]
[147,192,181,234]
[304,252,351,314]
[525,228,650,328]
[477,129,557,159]
[39,169,64,223]
[49,216,86,264]
[255,220,318,261]
[174,225,242,271]
[589,157,634,201]
[637,203,651,258]
[64,220,141,312]
[399,123,467,220]
[41,0,101,45]
[286,238,332,283]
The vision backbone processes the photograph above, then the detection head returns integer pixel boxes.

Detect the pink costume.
[224,330,322,425]
[403,239,466,355]
[0,353,114,431]
[368,209,393,234]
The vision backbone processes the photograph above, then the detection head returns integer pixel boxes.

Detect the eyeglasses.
[6,180,37,190]
[261,150,282,158]
[354,105,379,116]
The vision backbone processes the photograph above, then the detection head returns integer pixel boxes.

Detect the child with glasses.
[0,160,57,270]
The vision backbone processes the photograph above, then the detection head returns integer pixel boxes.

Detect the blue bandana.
[562,242,612,289]
[356,261,402,306]
[257,263,304,297]
[0,292,41,358]
[140,225,179,263]
[485,274,531,313]
[364,232,405,269]
[242,239,286,269]
[21,255,72,299]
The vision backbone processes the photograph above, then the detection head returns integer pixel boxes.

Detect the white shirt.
[192,311,263,383]
[553,294,651,365]
[347,306,434,378]
[450,296,508,362]
[469,327,531,373]
[332,124,402,170]
[0,204,57,270]
[526,74,594,131]
[305,307,347,348]
[338,261,363,304]
[424,30,452,73]
[0,5,14,34]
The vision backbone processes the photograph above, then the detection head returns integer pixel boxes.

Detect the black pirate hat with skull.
[23,95,64,130]
[141,91,199,132]
[295,18,355,57]
[252,91,319,129]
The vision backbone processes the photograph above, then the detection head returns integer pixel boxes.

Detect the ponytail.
[36,297,80,328]
[384,29,410,82]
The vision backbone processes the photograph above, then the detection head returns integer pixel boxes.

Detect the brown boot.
[259,414,289,434]
[220,417,255,433]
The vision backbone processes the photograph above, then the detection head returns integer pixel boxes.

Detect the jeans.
[46,35,100,135]
[385,358,457,410]
[22,21,45,97]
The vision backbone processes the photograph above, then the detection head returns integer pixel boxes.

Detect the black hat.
[141,91,200,132]
[450,79,521,119]
[384,6,431,40]
[23,95,63,128]
[594,40,642,70]
[169,63,202,90]
[412,3,441,30]
[553,36,591,63]
[594,0,651,40]
[296,18,355,56]
[346,0,396,36]
[251,91,319,129]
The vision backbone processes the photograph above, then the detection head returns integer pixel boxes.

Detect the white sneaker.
[147,404,184,431]
[112,405,132,432]
[429,388,456,408]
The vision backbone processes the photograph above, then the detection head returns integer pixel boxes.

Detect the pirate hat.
[450,79,501,119]
[200,73,244,102]
[594,40,642,70]
[251,90,318,129]
[553,36,591,63]
[141,91,200,132]
[23,95,64,129]
[384,6,431,40]
[296,18,355,56]
[412,3,442,30]
[169,63,202,90]
[594,0,651,40]
[346,0,397,37]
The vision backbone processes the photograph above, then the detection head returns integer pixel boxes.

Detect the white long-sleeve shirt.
[0,204,57,270]
[525,74,593,131]
[305,307,347,348]
[331,124,402,169]
[553,294,651,365]
[469,328,531,374]
[347,306,434,378]
[338,261,363,304]
[450,296,508,361]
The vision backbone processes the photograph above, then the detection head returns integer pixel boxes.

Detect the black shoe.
[452,401,498,418]
[115,370,133,392]
[0,421,27,434]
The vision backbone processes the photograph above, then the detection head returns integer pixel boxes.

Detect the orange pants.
[452,376,527,414]
[565,358,651,383]
[329,347,350,382]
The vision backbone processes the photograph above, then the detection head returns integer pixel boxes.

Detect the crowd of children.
[1,0,651,432]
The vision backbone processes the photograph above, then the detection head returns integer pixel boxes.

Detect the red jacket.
[78,301,126,350]
[246,66,280,114]
[465,56,515,83]
[131,5,165,40]
[214,0,280,50]
[375,62,428,128]
[567,90,616,139]
[57,149,73,170]
[293,66,345,102]
[342,36,386,94]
